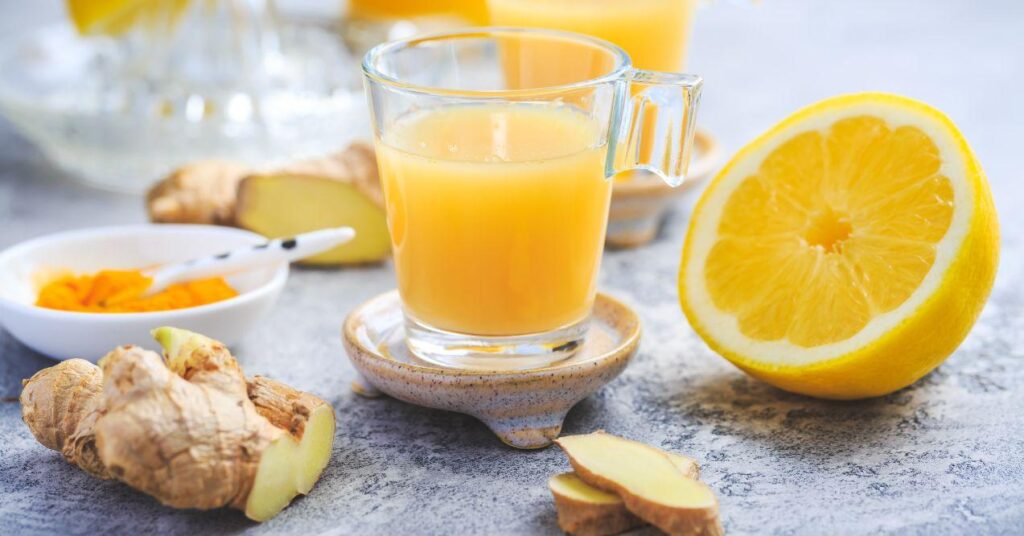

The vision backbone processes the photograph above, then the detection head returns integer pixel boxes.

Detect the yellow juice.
[375,104,612,336]
[349,0,488,24]
[488,0,698,72]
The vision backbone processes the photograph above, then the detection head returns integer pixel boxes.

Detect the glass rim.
[361,26,633,98]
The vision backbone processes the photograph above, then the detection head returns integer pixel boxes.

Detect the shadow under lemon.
[663,370,947,455]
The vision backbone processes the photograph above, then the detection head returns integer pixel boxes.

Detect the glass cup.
[362,28,702,370]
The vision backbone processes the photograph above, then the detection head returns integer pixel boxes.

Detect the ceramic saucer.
[342,291,640,449]
[607,128,722,248]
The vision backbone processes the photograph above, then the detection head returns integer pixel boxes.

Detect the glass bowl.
[0,7,368,193]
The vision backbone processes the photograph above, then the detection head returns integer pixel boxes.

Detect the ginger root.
[20,327,335,522]
[550,452,701,536]
[20,358,109,479]
[555,432,722,536]
[147,160,251,225]
[146,143,389,266]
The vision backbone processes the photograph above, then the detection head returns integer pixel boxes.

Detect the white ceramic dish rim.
[0,224,289,322]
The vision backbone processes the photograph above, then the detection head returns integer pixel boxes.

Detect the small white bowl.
[0,225,288,361]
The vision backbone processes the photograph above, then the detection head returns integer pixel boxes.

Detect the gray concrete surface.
[1,1,1022,534]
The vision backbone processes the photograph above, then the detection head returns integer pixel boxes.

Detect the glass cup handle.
[611,70,703,187]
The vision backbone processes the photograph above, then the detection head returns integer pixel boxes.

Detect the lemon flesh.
[680,93,998,399]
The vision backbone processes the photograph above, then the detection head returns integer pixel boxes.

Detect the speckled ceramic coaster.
[607,129,721,248]
[343,291,641,449]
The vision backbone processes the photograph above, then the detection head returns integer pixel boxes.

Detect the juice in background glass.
[487,0,698,72]
[376,104,611,336]
[349,0,488,24]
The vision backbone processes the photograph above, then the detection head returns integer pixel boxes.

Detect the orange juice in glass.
[363,29,702,369]
[377,105,611,337]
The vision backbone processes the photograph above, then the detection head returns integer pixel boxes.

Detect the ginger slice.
[246,375,336,494]
[20,327,335,522]
[145,143,389,266]
[550,453,701,535]
[555,432,723,536]
[234,144,390,265]
[550,473,644,536]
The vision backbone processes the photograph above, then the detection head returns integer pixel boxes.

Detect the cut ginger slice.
[245,402,335,521]
[550,473,642,536]
[549,452,700,535]
[555,432,722,536]
[243,376,337,520]
[680,93,999,399]
[236,145,391,265]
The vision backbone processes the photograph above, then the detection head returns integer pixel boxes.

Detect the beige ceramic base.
[343,291,641,449]
[607,128,721,248]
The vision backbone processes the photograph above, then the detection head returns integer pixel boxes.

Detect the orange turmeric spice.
[36,269,238,313]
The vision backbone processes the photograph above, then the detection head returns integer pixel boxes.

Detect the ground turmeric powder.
[36,269,238,313]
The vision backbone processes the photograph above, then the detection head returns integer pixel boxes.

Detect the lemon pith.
[679,93,999,399]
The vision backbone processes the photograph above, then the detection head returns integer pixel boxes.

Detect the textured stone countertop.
[1,1,1022,534]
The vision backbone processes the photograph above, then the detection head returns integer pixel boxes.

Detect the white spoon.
[141,227,356,297]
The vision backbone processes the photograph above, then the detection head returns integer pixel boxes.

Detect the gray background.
[1,1,1022,534]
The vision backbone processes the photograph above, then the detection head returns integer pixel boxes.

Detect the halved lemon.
[679,93,999,399]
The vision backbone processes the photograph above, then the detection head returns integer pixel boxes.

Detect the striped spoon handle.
[143,227,355,296]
